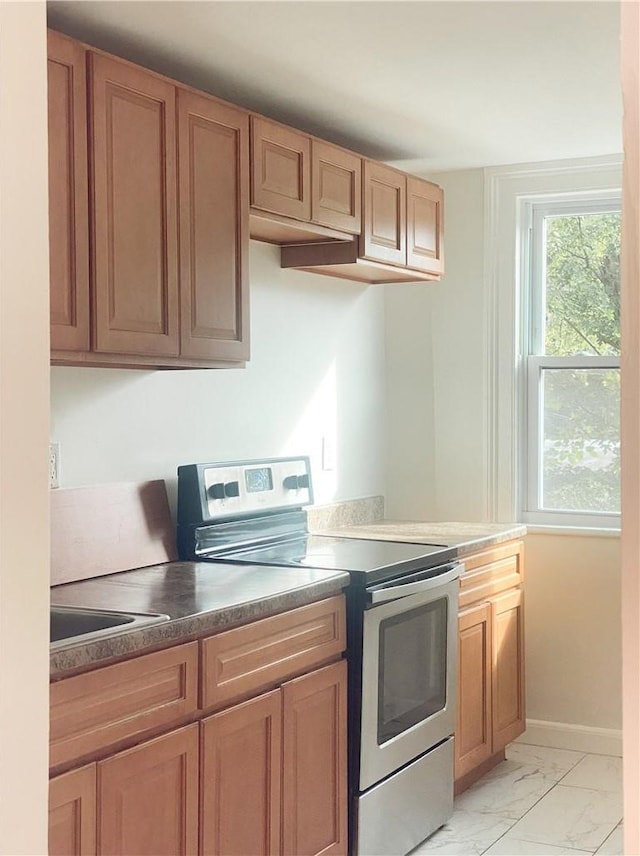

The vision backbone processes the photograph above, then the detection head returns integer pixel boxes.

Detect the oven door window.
[377,598,448,744]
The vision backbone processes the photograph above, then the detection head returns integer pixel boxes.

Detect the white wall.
[385,169,487,521]
[0,3,50,853]
[51,241,387,515]
[384,165,622,740]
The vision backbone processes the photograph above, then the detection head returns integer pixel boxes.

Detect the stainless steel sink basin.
[50,605,170,650]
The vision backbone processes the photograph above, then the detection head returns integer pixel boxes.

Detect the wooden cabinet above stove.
[249,116,363,244]
[281,163,444,284]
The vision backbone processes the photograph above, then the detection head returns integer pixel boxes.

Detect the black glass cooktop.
[212,534,457,584]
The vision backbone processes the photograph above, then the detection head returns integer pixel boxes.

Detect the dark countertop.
[50,561,349,677]
[309,520,527,557]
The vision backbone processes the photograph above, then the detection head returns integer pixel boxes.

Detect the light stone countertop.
[50,561,349,677]
[309,514,526,557]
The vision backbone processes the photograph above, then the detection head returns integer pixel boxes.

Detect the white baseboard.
[515,718,623,757]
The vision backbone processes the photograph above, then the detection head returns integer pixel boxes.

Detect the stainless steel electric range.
[177,456,461,856]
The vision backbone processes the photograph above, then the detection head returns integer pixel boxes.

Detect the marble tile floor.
[410,744,623,856]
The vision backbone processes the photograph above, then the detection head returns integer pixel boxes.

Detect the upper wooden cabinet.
[48,31,249,369]
[281,162,444,284]
[407,176,444,276]
[250,116,362,244]
[251,117,311,221]
[177,89,249,362]
[47,29,445,368]
[359,163,444,276]
[360,161,407,266]
[47,30,90,352]
[90,52,180,358]
[311,140,361,234]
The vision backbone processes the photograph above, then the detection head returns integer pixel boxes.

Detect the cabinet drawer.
[201,596,346,710]
[50,642,198,769]
[459,541,524,609]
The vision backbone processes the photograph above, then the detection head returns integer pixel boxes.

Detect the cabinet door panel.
[47,31,90,352]
[98,724,198,856]
[360,161,406,265]
[251,117,310,220]
[455,603,492,781]
[312,141,361,234]
[49,764,96,856]
[178,90,249,361]
[282,660,347,856]
[90,52,179,356]
[201,690,281,856]
[407,177,444,275]
[492,588,526,750]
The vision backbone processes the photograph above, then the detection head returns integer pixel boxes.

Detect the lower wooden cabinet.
[98,724,199,856]
[201,690,282,856]
[200,660,348,856]
[282,661,348,856]
[49,597,348,856]
[456,602,493,780]
[49,764,97,856]
[49,726,199,856]
[492,588,526,750]
[455,541,525,792]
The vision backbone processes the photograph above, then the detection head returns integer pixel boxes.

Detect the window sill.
[524,523,621,538]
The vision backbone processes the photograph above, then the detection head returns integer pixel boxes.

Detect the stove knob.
[208,482,225,500]
[283,474,310,490]
[224,481,240,498]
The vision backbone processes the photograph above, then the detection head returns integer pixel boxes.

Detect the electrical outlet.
[49,442,60,489]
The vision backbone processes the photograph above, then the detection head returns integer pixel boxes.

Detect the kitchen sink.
[50,605,170,650]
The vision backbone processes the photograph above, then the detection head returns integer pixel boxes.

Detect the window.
[521,194,621,528]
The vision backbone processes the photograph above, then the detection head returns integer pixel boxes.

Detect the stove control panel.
[177,456,313,524]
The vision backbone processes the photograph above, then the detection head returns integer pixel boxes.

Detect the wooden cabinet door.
[47,30,90,352]
[90,52,179,357]
[407,177,444,275]
[250,116,311,220]
[311,141,361,234]
[455,602,493,781]
[49,764,96,856]
[201,690,282,856]
[178,89,249,361]
[282,660,347,856]
[360,161,406,266]
[98,724,198,856]
[492,588,526,751]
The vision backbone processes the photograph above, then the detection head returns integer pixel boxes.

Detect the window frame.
[520,192,621,529]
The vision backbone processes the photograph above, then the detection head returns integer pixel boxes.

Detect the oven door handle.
[366,563,462,604]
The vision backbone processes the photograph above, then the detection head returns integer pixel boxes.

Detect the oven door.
[359,563,460,792]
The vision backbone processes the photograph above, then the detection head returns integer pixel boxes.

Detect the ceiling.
[46,0,622,174]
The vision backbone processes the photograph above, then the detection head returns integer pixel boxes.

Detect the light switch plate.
[322,435,336,471]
